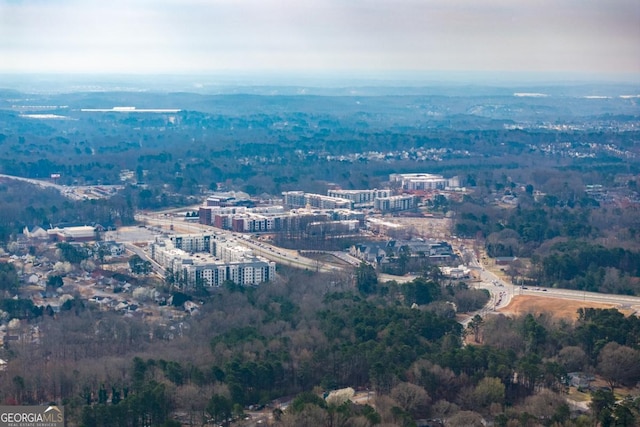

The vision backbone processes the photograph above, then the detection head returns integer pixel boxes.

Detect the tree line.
[2,263,639,426]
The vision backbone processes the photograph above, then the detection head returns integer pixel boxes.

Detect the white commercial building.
[47,226,96,242]
[389,173,460,191]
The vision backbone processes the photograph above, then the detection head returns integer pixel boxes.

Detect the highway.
[135,212,640,317]
[463,254,640,322]
[0,173,64,191]
[0,173,123,200]
[134,213,342,274]
[516,285,640,309]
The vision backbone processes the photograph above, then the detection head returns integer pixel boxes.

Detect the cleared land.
[498,295,635,320]
[385,216,452,239]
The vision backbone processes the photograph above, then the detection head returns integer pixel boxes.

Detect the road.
[0,173,64,191]
[135,213,342,274]
[515,286,640,310]
[235,390,375,426]
[136,212,640,318]
[124,242,165,277]
[465,258,640,322]
[448,244,640,327]
[0,173,123,200]
[5,171,638,313]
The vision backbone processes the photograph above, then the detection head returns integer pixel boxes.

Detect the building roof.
[48,226,96,238]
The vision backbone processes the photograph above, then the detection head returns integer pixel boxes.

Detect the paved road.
[136,213,341,273]
[472,255,640,312]
[0,173,64,190]
[123,242,165,277]
[516,286,640,311]
[6,171,638,315]
[0,173,123,200]
[136,212,640,318]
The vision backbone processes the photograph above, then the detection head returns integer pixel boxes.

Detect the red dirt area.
[498,295,634,320]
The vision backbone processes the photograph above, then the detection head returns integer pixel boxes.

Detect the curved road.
[137,213,640,320]
[463,258,640,325]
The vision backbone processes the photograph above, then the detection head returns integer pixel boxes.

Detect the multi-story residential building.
[150,244,187,270]
[389,173,460,191]
[170,233,213,252]
[213,240,253,262]
[282,191,306,208]
[327,189,392,206]
[282,191,354,210]
[374,195,416,212]
[231,215,270,233]
[198,202,363,235]
[185,257,275,287]
[199,207,213,227]
[151,234,275,288]
[199,206,249,225]
[327,209,366,225]
[307,220,360,236]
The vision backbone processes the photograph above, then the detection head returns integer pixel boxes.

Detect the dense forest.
[1,264,639,426]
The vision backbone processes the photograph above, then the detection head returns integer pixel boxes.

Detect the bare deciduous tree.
[277,404,328,427]
[597,342,640,392]
[447,410,484,427]
[390,382,431,419]
[470,377,505,412]
[517,389,567,420]
[557,346,589,373]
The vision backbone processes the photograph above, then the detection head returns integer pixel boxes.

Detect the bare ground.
[498,295,635,320]
[382,216,452,239]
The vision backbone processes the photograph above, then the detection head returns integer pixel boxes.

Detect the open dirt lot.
[383,216,452,239]
[498,295,635,320]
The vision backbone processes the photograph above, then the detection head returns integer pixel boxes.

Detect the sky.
[1,0,639,80]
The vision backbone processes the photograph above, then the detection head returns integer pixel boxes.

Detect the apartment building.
[374,195,416,212]
[170,233,213,252]
[151,234,275,287]
[282,191,354,210]
[198,202,363,235]
[327,188,392,206]
[185,257,275,287]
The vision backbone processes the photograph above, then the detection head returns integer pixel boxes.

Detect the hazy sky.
[1,0,639,78]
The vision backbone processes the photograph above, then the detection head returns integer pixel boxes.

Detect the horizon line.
[1,69,639,80]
